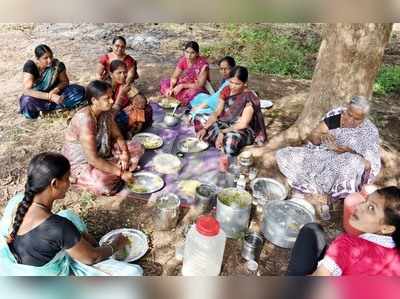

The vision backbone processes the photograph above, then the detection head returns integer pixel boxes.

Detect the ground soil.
[0,23,399,275]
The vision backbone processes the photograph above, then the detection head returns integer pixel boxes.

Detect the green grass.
[373,65,400,96]
[203,25,320,79]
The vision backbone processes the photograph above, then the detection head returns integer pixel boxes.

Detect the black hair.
[379,186,400,248]
[7,153,70,245]
[229,66,248,83]
[86,80,112,105]
[34,44,53,59]
[112,36,127,46]
[109,60,127,74]
[219,56,236,68]
[184,41,200,53]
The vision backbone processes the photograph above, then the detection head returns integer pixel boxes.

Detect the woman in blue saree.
[19,44,86,119]
[0,152,143,276]
[190,56,236,119]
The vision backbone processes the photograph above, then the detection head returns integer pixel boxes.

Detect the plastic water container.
[182,215,226,276]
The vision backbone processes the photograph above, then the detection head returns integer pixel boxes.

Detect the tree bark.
[261,23,393,151]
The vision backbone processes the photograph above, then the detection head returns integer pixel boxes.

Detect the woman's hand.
[363,159,371,172]
[121,171,134,183]
[197,128,207,140]
[320,133,336,146]
[50,94,64,105]
[118,151,130,171]
[110,234,129,251]
[49,87,61,96]
[172,84,184,95]
[166,88,174,97]
[215,132,224,150]
[121,84,131,95]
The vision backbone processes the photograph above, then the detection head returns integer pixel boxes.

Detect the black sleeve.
[22,60,39,79]
[51,215,82,250]
[323,114,341,130]
[58,61,66,74]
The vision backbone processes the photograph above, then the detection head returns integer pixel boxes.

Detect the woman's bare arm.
[22,73,50,100]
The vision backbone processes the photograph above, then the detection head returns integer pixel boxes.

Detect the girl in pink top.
[160,41,209,106]
[287,186,400,276]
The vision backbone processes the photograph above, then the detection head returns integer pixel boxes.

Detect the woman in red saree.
[160,41,209,106]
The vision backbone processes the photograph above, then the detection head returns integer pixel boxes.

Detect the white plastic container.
[181,215,226,276]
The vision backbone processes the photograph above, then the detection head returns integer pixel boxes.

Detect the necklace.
[32,202,52,213]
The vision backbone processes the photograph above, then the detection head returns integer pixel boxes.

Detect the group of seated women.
[6,34,400,277]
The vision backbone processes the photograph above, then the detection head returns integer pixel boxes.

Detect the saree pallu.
[276,108,381,198]
[190,80,230,119]
[0,193,143,276]
[160,56,209,106]
[19,84,86,119]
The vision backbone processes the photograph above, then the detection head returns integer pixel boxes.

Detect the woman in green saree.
[0,152,143,276]
[19,44,86,119]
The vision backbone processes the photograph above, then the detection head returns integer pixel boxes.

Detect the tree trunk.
[262,23,393,151]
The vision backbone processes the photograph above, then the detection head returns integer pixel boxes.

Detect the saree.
[63,108,144,195]
[112,83,153,137]
[190,80,230,119]
[276,107,381,198]
[19,59,85,119]
[194,87,267,156]
[0,193,143,276]
[160,56,209,106]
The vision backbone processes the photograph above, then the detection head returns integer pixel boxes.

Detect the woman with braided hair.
[0,152,143,276]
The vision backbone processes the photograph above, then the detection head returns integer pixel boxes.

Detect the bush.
[373,66,400,95]
[203,25,320,79]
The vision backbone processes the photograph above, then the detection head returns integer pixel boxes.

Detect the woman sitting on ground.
[287,186,400,276]
[96,36,139,84]
[160,41,210,106]
[63,80,144,195]
[109,60,153,138]
[275,96,381,214]
[195,66,267,157]
[19,44,86,119]
[0,152,143,276]
[190,56,236,119]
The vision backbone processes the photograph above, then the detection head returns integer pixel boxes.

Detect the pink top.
[176,55,209,82]
[320,233,400,276]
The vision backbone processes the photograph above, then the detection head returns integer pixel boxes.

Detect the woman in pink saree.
[63,80,144,195]
[160,41,209,106]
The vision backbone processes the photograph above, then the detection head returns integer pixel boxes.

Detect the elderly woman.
[276,96,381,211]
[0,152,143,276]
[287,187,400,276]
[96,36,139,84]
[63,80,144,196]
[160,41,210,106]
[109,60,153,138]
[19,44,86,119]
[190,56,236,119]
[195,66,267,157]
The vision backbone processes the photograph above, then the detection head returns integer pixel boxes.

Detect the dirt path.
[0,23,398,276]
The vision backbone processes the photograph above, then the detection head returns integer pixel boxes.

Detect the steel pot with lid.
[262,199,315,248]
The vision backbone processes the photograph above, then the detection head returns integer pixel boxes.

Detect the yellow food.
[143,137,162,149]
[178,180,202,197]
[129,183,148,193]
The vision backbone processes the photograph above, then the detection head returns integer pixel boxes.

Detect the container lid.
[196,215,220,236]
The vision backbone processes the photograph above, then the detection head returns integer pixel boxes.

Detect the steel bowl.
[164,114,180,127]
